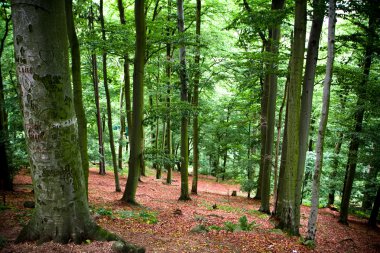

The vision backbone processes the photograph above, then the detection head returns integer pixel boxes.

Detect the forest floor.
[1,167,379,253]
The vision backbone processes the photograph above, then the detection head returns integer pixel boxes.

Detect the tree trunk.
[368,185,380,228]
[278,0,306,235]
[191,0,201,195]
[177,0,191,201]
[89,6,106,175]
[306,0,335,241]
[118,86,125,171]
[122,0,146,205]
[65,0,89,196]
[11,0,135,245]
[259,0,285,214]
[100,0,120,192]
[296,0,324,222]
[339,7,375,224]
[0,6,12,191]
[165,0,173,185]
[273,71,288,205]
[362,165,379,210]
[117,0,132,160]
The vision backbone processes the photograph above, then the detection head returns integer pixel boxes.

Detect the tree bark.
[100,0,121,192]
[339,4,376,224]
[122,0,146,204]
[306,0,335,241]
[0,5,12,191]
[11,0,136,245]
[259,0,285,214]
[177,0,191,201]
[165,29,172,184]
[368,184,380,228]
[89,5,106,175]
[278,0,306,235]
[65,0,89,196]
[296,0,324,222]
[191,0,201,195]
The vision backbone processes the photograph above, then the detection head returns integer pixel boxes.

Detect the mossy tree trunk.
[100,0,121,192]
[11,0,129,244]
[65,0,89,196]
[277,0,306,236]
[122,0,146,205]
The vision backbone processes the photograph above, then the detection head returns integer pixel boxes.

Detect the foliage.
[117,209,158,224]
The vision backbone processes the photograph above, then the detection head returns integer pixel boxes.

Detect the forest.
[0,0,379,252]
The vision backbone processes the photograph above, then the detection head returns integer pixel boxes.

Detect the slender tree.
[259,0,286,214]
[0,3,12,191]
[306,0,336,242]
[339,0,378,224]
[99,0,121,192]
[165,0,173,184]
[89,5,106,175]
[122,0,146,204]
[295,0,325,229]
[368,184,380,228]
[191,0,201,195]
[177,0,191,201]
[65,0,89,195]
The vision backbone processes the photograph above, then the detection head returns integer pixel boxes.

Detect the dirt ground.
[1,168,379,252]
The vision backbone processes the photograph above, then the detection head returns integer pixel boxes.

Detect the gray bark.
[306,0,335,241]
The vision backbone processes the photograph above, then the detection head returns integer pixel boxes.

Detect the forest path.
[0,167,379,252]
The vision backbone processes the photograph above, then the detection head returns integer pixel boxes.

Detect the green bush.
[96,207,113,217]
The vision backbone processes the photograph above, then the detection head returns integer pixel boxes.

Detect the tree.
[100,0,121,192]
[10,1,143,247]
[306,0,336,242]
[89,4,106,175]
[296,0,324,211]
[339,0,379,224]
[65,0,89,195]
[0,2,12,191]
[122,0,146,205]
[368,184,380,228]
[191,0,201,195]
[177,0,191,201]
[117,0,132,172]
[259,0,285,214]
[277,0,307,235]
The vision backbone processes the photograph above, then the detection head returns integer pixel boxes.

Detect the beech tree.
[306,0,336,242]
[11,0,142,247]
[177,0,191,201]
[276,0,307,235]
[122,0,146,204]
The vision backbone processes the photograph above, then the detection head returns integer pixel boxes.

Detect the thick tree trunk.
[0,6,12,191]
[259,0,285,214]
[339,8,375,224]
[122,0,146,204]
[100,0,120,192]
[177,0,191,201]
[278,0,306,235]
[191,0,201,195]
[65,0,89,195]
[296,0,324,223]
[11,0,136,245]
[306,0,335,241]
